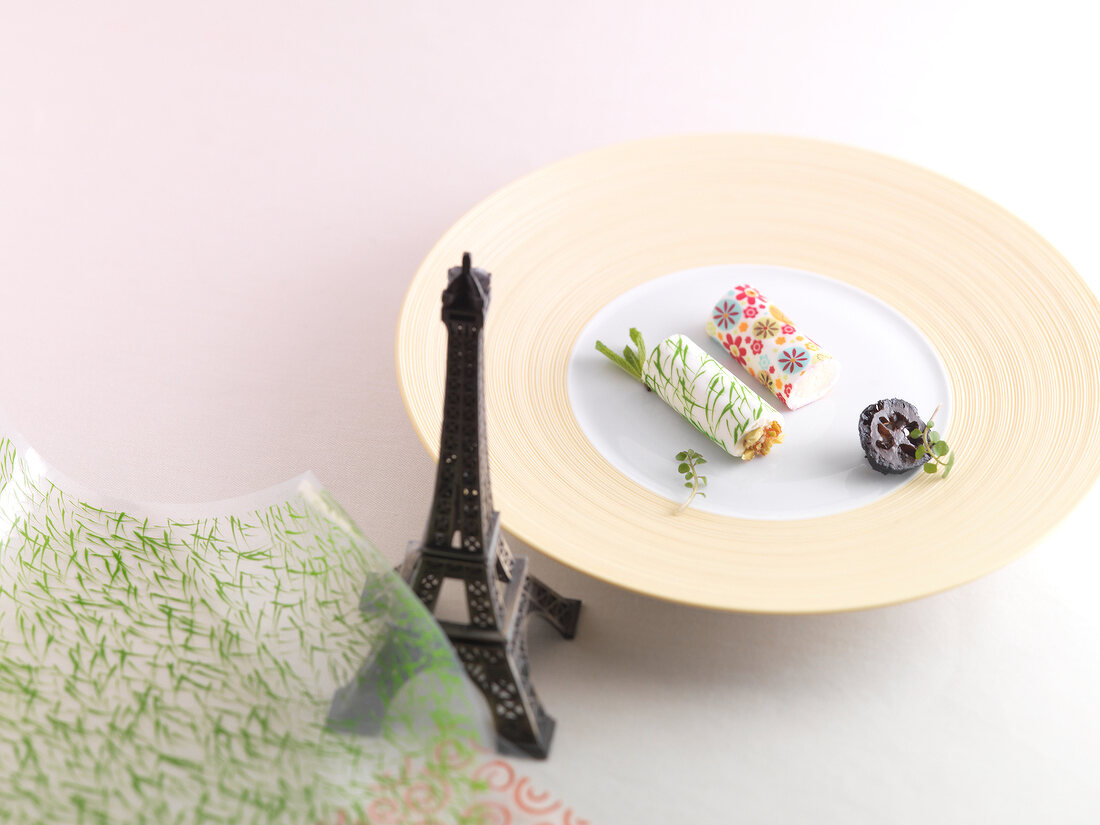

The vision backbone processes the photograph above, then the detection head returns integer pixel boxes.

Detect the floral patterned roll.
[706,284,840,410]
[642,334,783,460]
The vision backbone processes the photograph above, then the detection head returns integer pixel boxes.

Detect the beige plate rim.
[396,133,1100,614]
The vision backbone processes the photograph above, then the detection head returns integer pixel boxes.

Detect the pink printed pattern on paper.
[473,759,588,825]
[323,744,587,825]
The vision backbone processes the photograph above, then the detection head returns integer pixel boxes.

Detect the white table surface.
[2,3,1098,821]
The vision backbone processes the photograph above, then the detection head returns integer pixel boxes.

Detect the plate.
[568,263,951,520]
[396,135,1100,613]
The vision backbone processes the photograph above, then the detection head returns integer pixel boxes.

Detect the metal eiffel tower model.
[399,253,581,759]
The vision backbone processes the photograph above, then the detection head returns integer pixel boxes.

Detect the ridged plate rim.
[396,134,1100,613]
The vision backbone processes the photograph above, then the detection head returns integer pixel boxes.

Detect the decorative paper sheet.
[0,425,518,824]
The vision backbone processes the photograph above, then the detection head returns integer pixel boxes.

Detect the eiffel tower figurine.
[399,252,581,759]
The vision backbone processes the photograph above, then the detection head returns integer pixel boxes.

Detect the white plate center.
[567,265,951,520]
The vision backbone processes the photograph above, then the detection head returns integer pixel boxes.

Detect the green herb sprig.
[674,449,707,514]
[910,404,955,479]
[595,328,648,387]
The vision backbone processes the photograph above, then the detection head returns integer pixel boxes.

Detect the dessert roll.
[643,334,783,460]
[707,284,840,410]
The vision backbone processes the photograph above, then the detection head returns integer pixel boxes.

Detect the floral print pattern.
[778,347,809,373]
[713,300,741,330]
[752,318,780,339]
[735,286,760,305]
[707,283,837,410]
[721,332,748,366]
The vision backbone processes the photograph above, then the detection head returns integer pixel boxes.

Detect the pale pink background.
[1,3,1097,822]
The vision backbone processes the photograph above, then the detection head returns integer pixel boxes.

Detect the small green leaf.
[914,445,925,460]
[910,429,922,439]
[698,491,706,498]
[595,340,640,381]
[674,447,710,513]
[930,431,940,443]
[923,463,937,474]
[926,420,935,429]
[933,442,948,457]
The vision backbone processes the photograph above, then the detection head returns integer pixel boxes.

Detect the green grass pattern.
[0,435,490,824]
[642,334,778,456]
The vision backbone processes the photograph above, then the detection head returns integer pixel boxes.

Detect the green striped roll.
[642,334,784,459]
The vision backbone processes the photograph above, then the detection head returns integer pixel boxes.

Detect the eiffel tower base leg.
[328,571,451,736]
[451,634,557,760]
[527,575,581,640]
[432,556,579,760]
[497,715,555,760]
[326,628,427,736]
